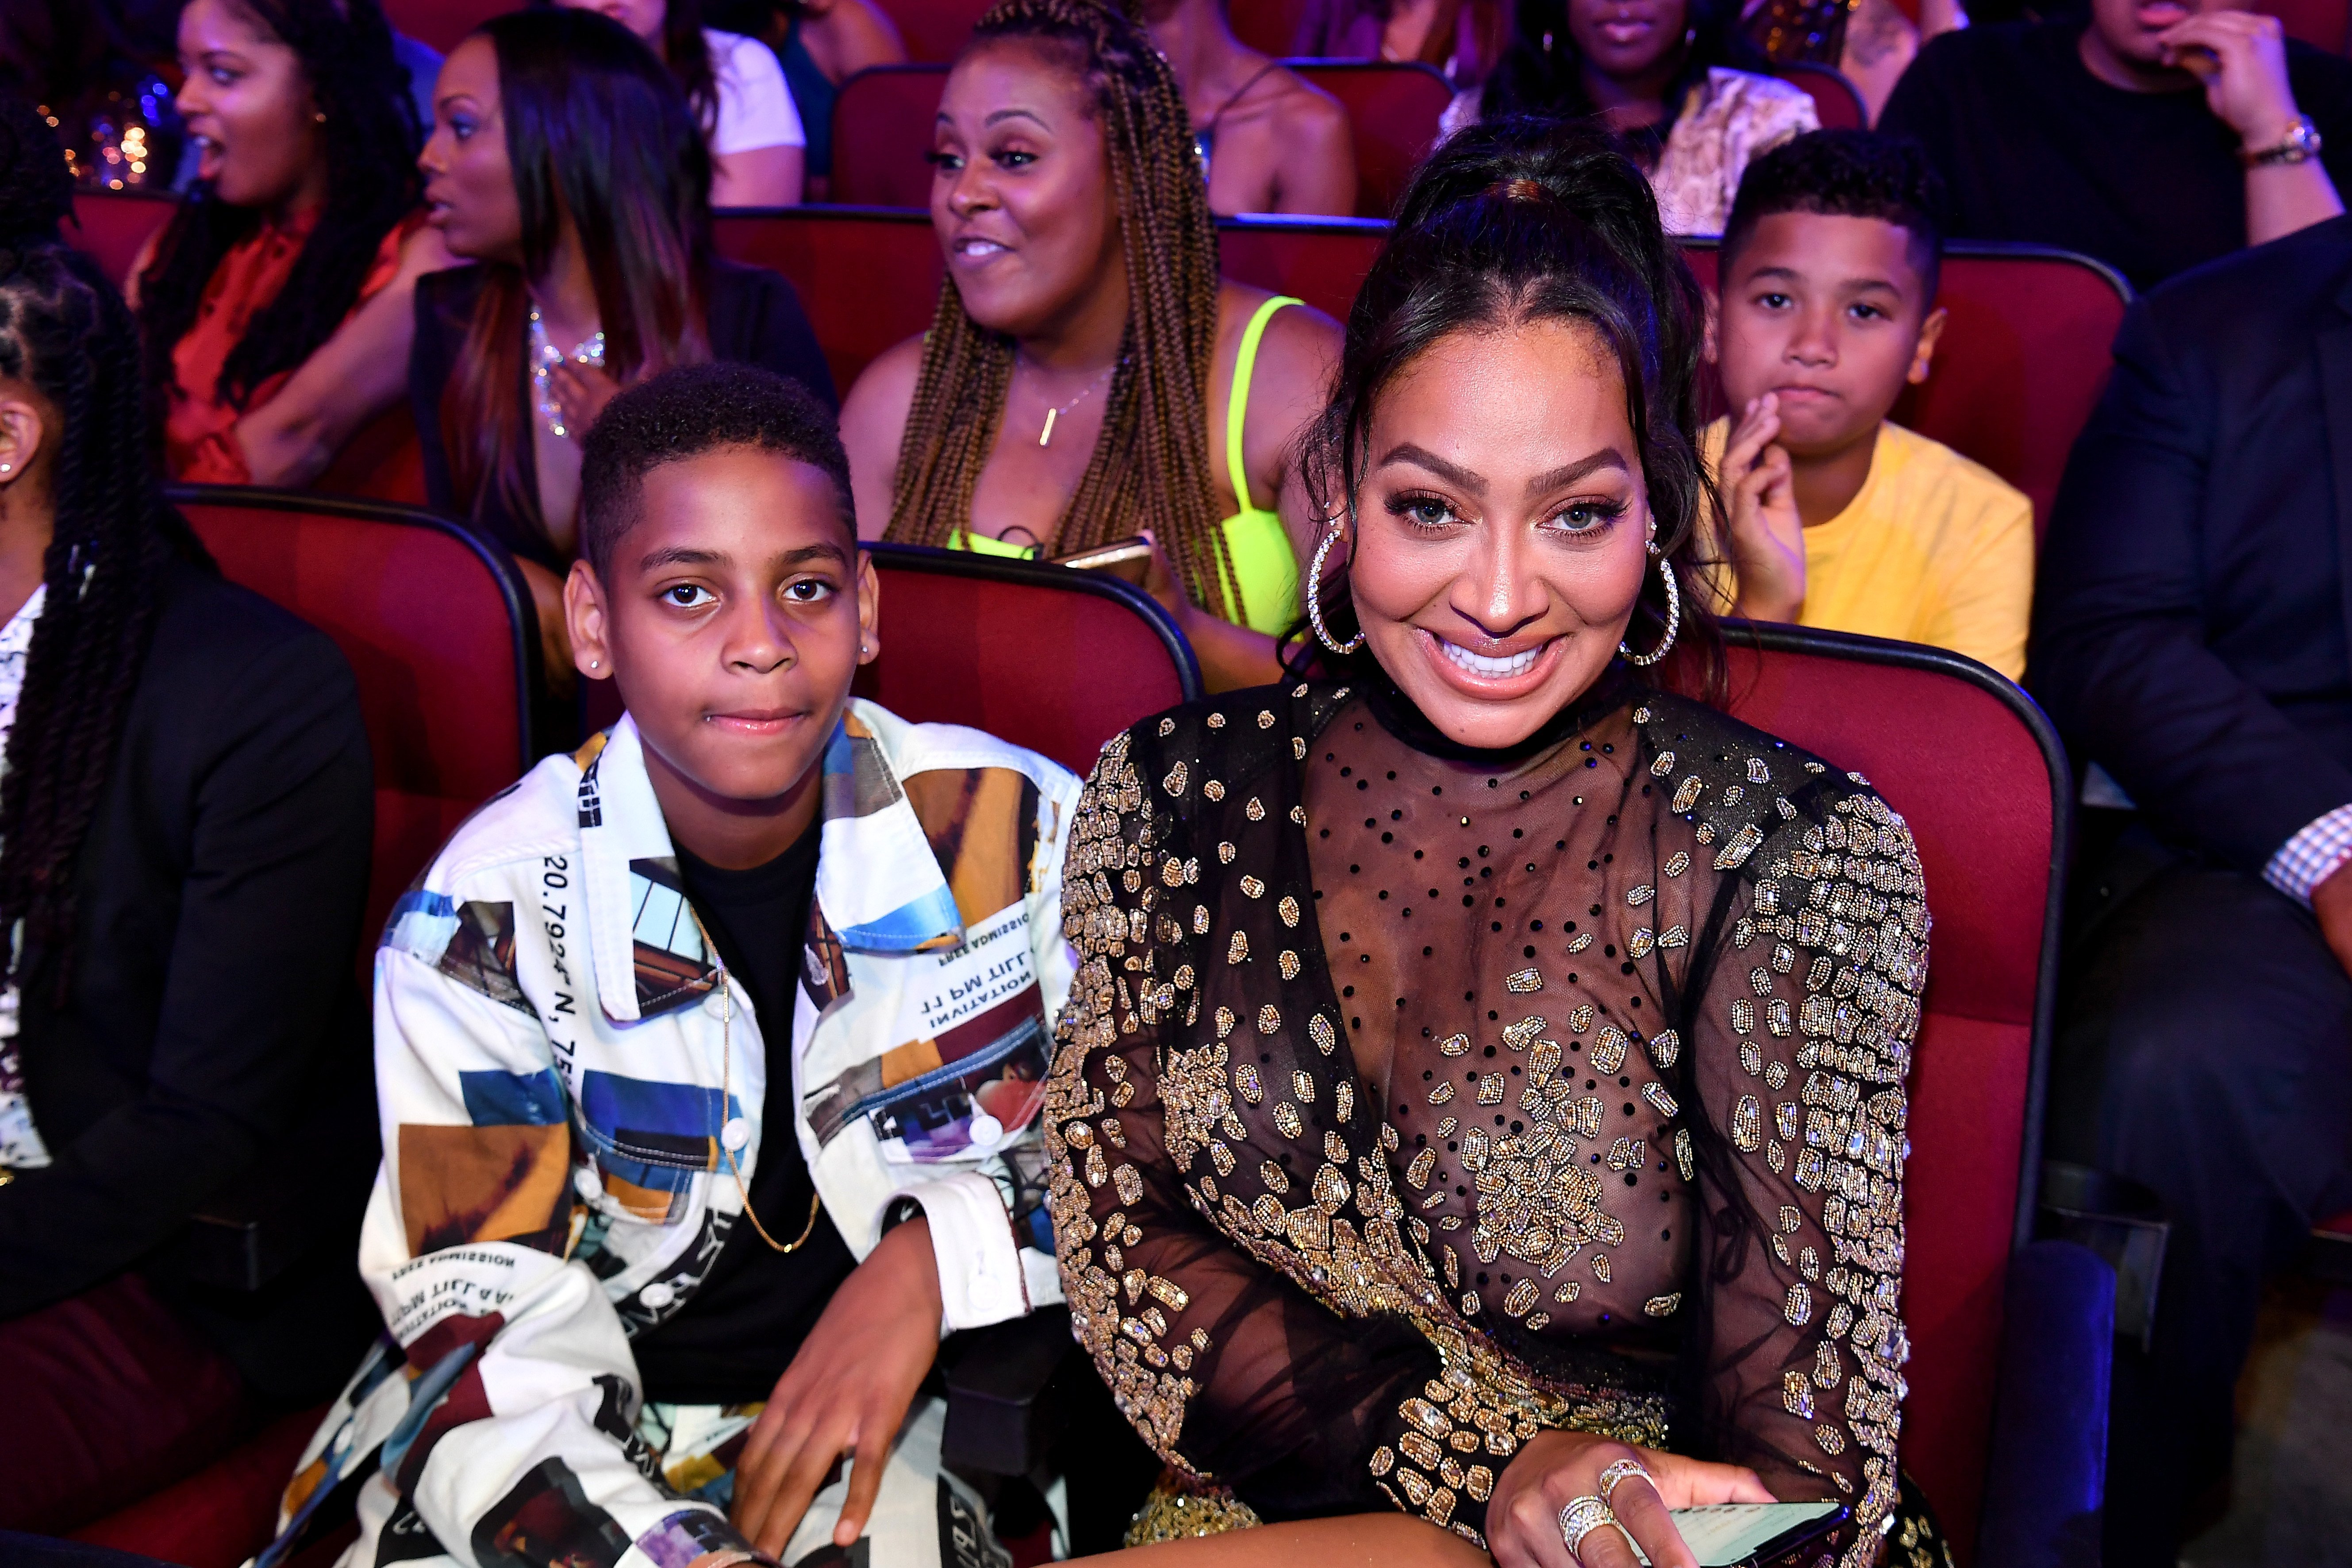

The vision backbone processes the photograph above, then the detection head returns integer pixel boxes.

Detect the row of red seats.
[64,481,2080,1568]
[62,191,2130,536]
[823,58,1859,219]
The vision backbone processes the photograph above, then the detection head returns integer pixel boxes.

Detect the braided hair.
[883,0,1234,614]
[135,0,418,411]
[0,98,196,996]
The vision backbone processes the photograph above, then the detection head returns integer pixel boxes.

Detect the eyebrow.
[1745,263,1905,295]
[983,107,1051,129]
[635,541,848,573]
[1376,443,1629,496]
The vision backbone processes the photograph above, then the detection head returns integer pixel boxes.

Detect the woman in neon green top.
[836,0,1341,692]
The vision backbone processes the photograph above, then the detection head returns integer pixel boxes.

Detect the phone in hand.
[1633,1503,1851,1567]
[1052,536,1155,584]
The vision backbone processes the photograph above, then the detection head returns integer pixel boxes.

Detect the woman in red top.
[133,0,447,488]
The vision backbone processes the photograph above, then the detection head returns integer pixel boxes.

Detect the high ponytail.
[1295,114,1720,687]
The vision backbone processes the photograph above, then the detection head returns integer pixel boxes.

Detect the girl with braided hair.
[837,0,1341,693]
[0,95,376,1531]
[135,0,455,489]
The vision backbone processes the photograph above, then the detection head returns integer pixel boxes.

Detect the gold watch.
[2244,114,2324,167]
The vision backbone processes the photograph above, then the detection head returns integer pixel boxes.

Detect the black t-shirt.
[1879,20,2352,290]
[631,825,859,1407]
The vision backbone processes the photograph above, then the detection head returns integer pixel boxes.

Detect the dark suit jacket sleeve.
[2030,298,2352,873]
[0,626,373,1313]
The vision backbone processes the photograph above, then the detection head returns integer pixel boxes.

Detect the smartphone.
[1631,1503,1850,1567]
[1053,536,1155,584]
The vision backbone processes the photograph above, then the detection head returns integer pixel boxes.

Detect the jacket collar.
[578,706,967,1025]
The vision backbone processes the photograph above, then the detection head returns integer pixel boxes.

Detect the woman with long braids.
[1041,116,1949,1568]
[0,96,375,1531]
[135,0,454,488]
[837,0,1341,694]
[410,6,830,680]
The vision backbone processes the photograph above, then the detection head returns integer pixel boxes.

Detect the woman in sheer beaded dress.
[1042,116,1942,1568]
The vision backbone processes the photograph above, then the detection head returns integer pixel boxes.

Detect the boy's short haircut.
[1722,130,1947,304]
[578,362,855,576]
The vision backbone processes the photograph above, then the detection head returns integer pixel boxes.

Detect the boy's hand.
[1720,395,1806,623]
[730,1214,945,1556]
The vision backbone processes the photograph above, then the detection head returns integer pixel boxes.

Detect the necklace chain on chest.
[1022,357,1118,448]
[529,304,607,442]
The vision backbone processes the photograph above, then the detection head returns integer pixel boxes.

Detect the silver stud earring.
[588,658,599,670]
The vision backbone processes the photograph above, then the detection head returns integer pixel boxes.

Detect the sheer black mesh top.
[1042,673,1927,1560]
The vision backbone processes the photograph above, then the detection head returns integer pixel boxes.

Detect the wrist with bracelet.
[2243,113,2323,166]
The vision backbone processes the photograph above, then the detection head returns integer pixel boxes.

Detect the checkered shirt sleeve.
[2263,803,2352,906]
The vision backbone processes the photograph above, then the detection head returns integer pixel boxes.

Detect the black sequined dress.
[1043,669,1929,1563]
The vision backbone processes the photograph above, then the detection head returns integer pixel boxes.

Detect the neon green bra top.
[951,296,1304,637]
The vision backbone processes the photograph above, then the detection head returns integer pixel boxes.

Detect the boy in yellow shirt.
[1705,129,2034,679]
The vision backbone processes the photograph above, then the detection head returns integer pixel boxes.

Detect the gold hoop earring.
[1307,522,1364,655]
[1618,542,1680,668]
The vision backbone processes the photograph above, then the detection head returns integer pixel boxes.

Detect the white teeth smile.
[1439,639,1542,679]
[957,238,1006,258]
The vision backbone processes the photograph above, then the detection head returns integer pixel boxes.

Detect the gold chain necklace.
[1020,357,1117,448]
[690,909,823,1254]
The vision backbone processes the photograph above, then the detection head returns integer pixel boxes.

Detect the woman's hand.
[1132,528,1288,692]
[1485,1430,1773,1568]
[1718,393,1806,624]
[548,359,625,440]
[730,1214,945,1556]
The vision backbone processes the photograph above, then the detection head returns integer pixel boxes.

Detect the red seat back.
[874,0,989,60]
[1768,61,1866,130]
[168,486,537,975]
[380,0,519,52]
[862,543,1202,774]
[1682,240,2128,537]
[67,190,178,291]
[1290,61,1452,219]
[1687,624,2067,1563]
[713,208,1383,386]
[831,65,949,208]
[2258,0,2348,48]
[1234,0,1313,55]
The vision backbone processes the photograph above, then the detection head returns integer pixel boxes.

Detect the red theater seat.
[861,543,1203,772]
[713,208,1382,387]
[1770,61,1867,130]
[71,1404,328,1568]
[1234,0,1313,55]
[380,0,519,52]
[831,64,949,208]
[875,0,989,60]
[833,61,1449,221]
[1682,623,2079,1561]
[2258,0,2348,49]
[168,486,537,976]
[1683,239,2129,536]
[65,191,177,291]
[1290,61,1452,219]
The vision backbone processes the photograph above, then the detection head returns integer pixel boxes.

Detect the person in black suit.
[0,100,376,1530]
[2032,213,2352,1565]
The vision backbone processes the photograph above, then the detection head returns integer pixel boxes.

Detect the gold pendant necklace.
[1028,359,1117,448]
[690,909,824,1254]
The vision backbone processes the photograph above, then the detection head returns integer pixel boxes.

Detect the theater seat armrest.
[1975,1239,2114,1568]
[939,1305,1076,1479]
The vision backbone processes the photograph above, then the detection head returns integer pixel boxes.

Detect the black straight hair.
[443,6,713,546]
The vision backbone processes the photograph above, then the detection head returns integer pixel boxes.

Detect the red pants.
[0,1272,250,1532]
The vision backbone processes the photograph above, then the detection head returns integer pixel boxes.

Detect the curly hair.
[1721,128,1945,299]
[881,0,1241,619]
[135,0,418,412]
[1297,114,1720,680]
[579,362,851,575]
[0,233,200,997]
